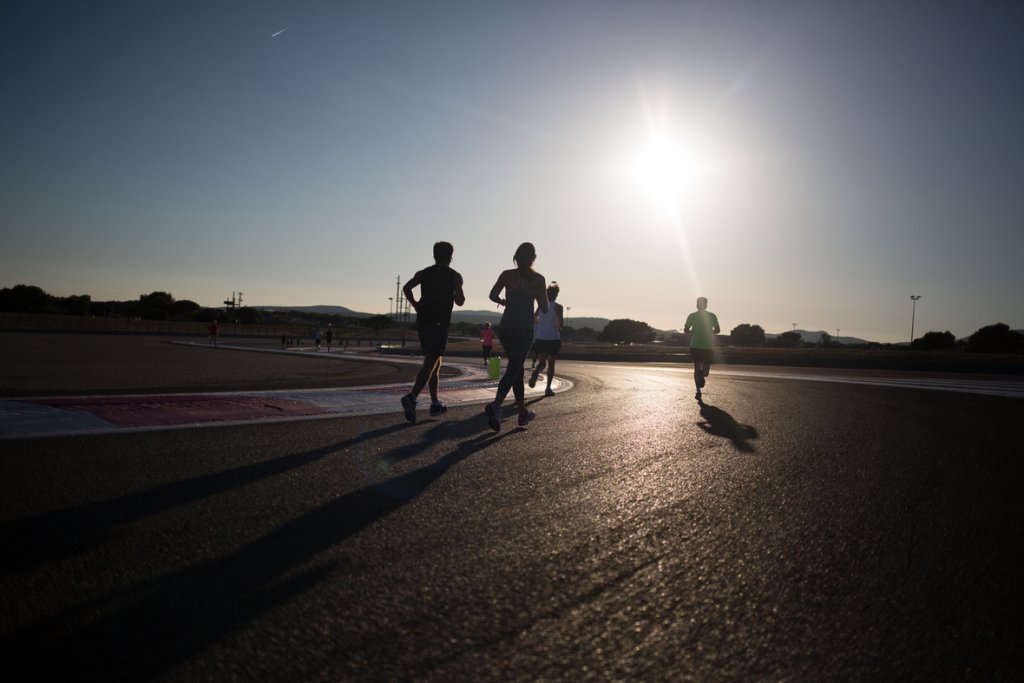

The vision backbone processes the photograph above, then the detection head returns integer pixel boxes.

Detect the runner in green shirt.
[684,297,720,401]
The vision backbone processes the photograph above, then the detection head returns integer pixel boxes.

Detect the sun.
[627,128,694,209]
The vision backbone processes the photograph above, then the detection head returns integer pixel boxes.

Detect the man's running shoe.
[544,387,555,397]
[518,410,535,427]
[429,402,447,416]
[695,391,702,401]
[528,371,539,388]
[401,394,417,424]
[485,402,501,432]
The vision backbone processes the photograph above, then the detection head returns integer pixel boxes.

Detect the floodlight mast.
[223,291,242,311]
[910,295,921,344]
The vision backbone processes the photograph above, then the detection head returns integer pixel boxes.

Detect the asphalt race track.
[1,359,1022,681]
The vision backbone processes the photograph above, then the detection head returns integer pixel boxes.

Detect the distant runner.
[481,322,495,365]
[684,297,720,402]
[529,281,563,397]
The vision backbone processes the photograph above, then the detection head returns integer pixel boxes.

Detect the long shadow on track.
[3,417,515,681]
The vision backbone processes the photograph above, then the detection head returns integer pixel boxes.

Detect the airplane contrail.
[271,28,288,38]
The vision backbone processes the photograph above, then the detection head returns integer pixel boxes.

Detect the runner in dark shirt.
[399,241,466,423]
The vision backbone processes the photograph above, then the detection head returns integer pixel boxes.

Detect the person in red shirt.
[481,322,495,365]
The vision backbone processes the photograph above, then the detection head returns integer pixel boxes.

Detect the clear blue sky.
[3,0,1022,342]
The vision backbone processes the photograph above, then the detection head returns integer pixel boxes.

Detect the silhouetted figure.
[481,322,495,365]
[400,241,466,423]
[485,242,549,431]
[684,297,720,401]
[208,320,218,347]
[325,325,333,352]
[529,281,563,397]
[314,326,323,352]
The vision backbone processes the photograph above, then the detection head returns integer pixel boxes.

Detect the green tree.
[966,323,1023,353]
[452,321,488,337]
[777,330,803,348]
[598,319,655,344]
[195,308,221,323]
[912,330,956,351]
[574,326,597,341]
[730,323,765,347]
[88,302,112,318]
[365,314,393,330]
[0,284,56,313]
[58,294,92,316]
[171,299,201,320]
[139,291,175,311]
[234,307,263,324]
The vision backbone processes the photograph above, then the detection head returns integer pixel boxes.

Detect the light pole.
[910,295,921,344]
[395,276,402,328]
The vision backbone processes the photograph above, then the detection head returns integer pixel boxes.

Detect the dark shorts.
[690,347,714,364]
[499,328,534,361]
[533,339,561,356]
[417,324,449,356]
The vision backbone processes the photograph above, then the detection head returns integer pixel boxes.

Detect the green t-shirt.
[685,310,719,349]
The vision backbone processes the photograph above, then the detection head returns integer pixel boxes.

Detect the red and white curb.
[0,352,571,439]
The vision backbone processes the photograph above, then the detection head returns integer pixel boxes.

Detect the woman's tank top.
[535,303,561,340]
[500,273,536,331]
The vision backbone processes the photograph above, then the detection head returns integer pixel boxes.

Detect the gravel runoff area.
[0,333,441,397]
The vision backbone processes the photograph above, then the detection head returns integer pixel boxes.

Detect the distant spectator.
[208,320,218,347]
[481,322,495,365]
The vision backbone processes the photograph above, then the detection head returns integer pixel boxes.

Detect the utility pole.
[395,276,402,329]
[910,295,921,344]
[223,291,243,312]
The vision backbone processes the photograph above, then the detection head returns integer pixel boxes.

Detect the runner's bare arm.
[489,272,508,307]
[403,271,423,311]
[453,273,466,307]
[534,275,549,315]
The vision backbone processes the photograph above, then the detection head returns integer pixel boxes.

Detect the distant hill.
[254,309,883,343]
[257,305,612,331]
[454,309,606,331]
[767,329,869,345]
[256,305,371,318]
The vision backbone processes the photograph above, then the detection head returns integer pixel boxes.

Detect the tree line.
[0,285,365,328]
[2,284,1019,353]
[726,321,1022,354]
